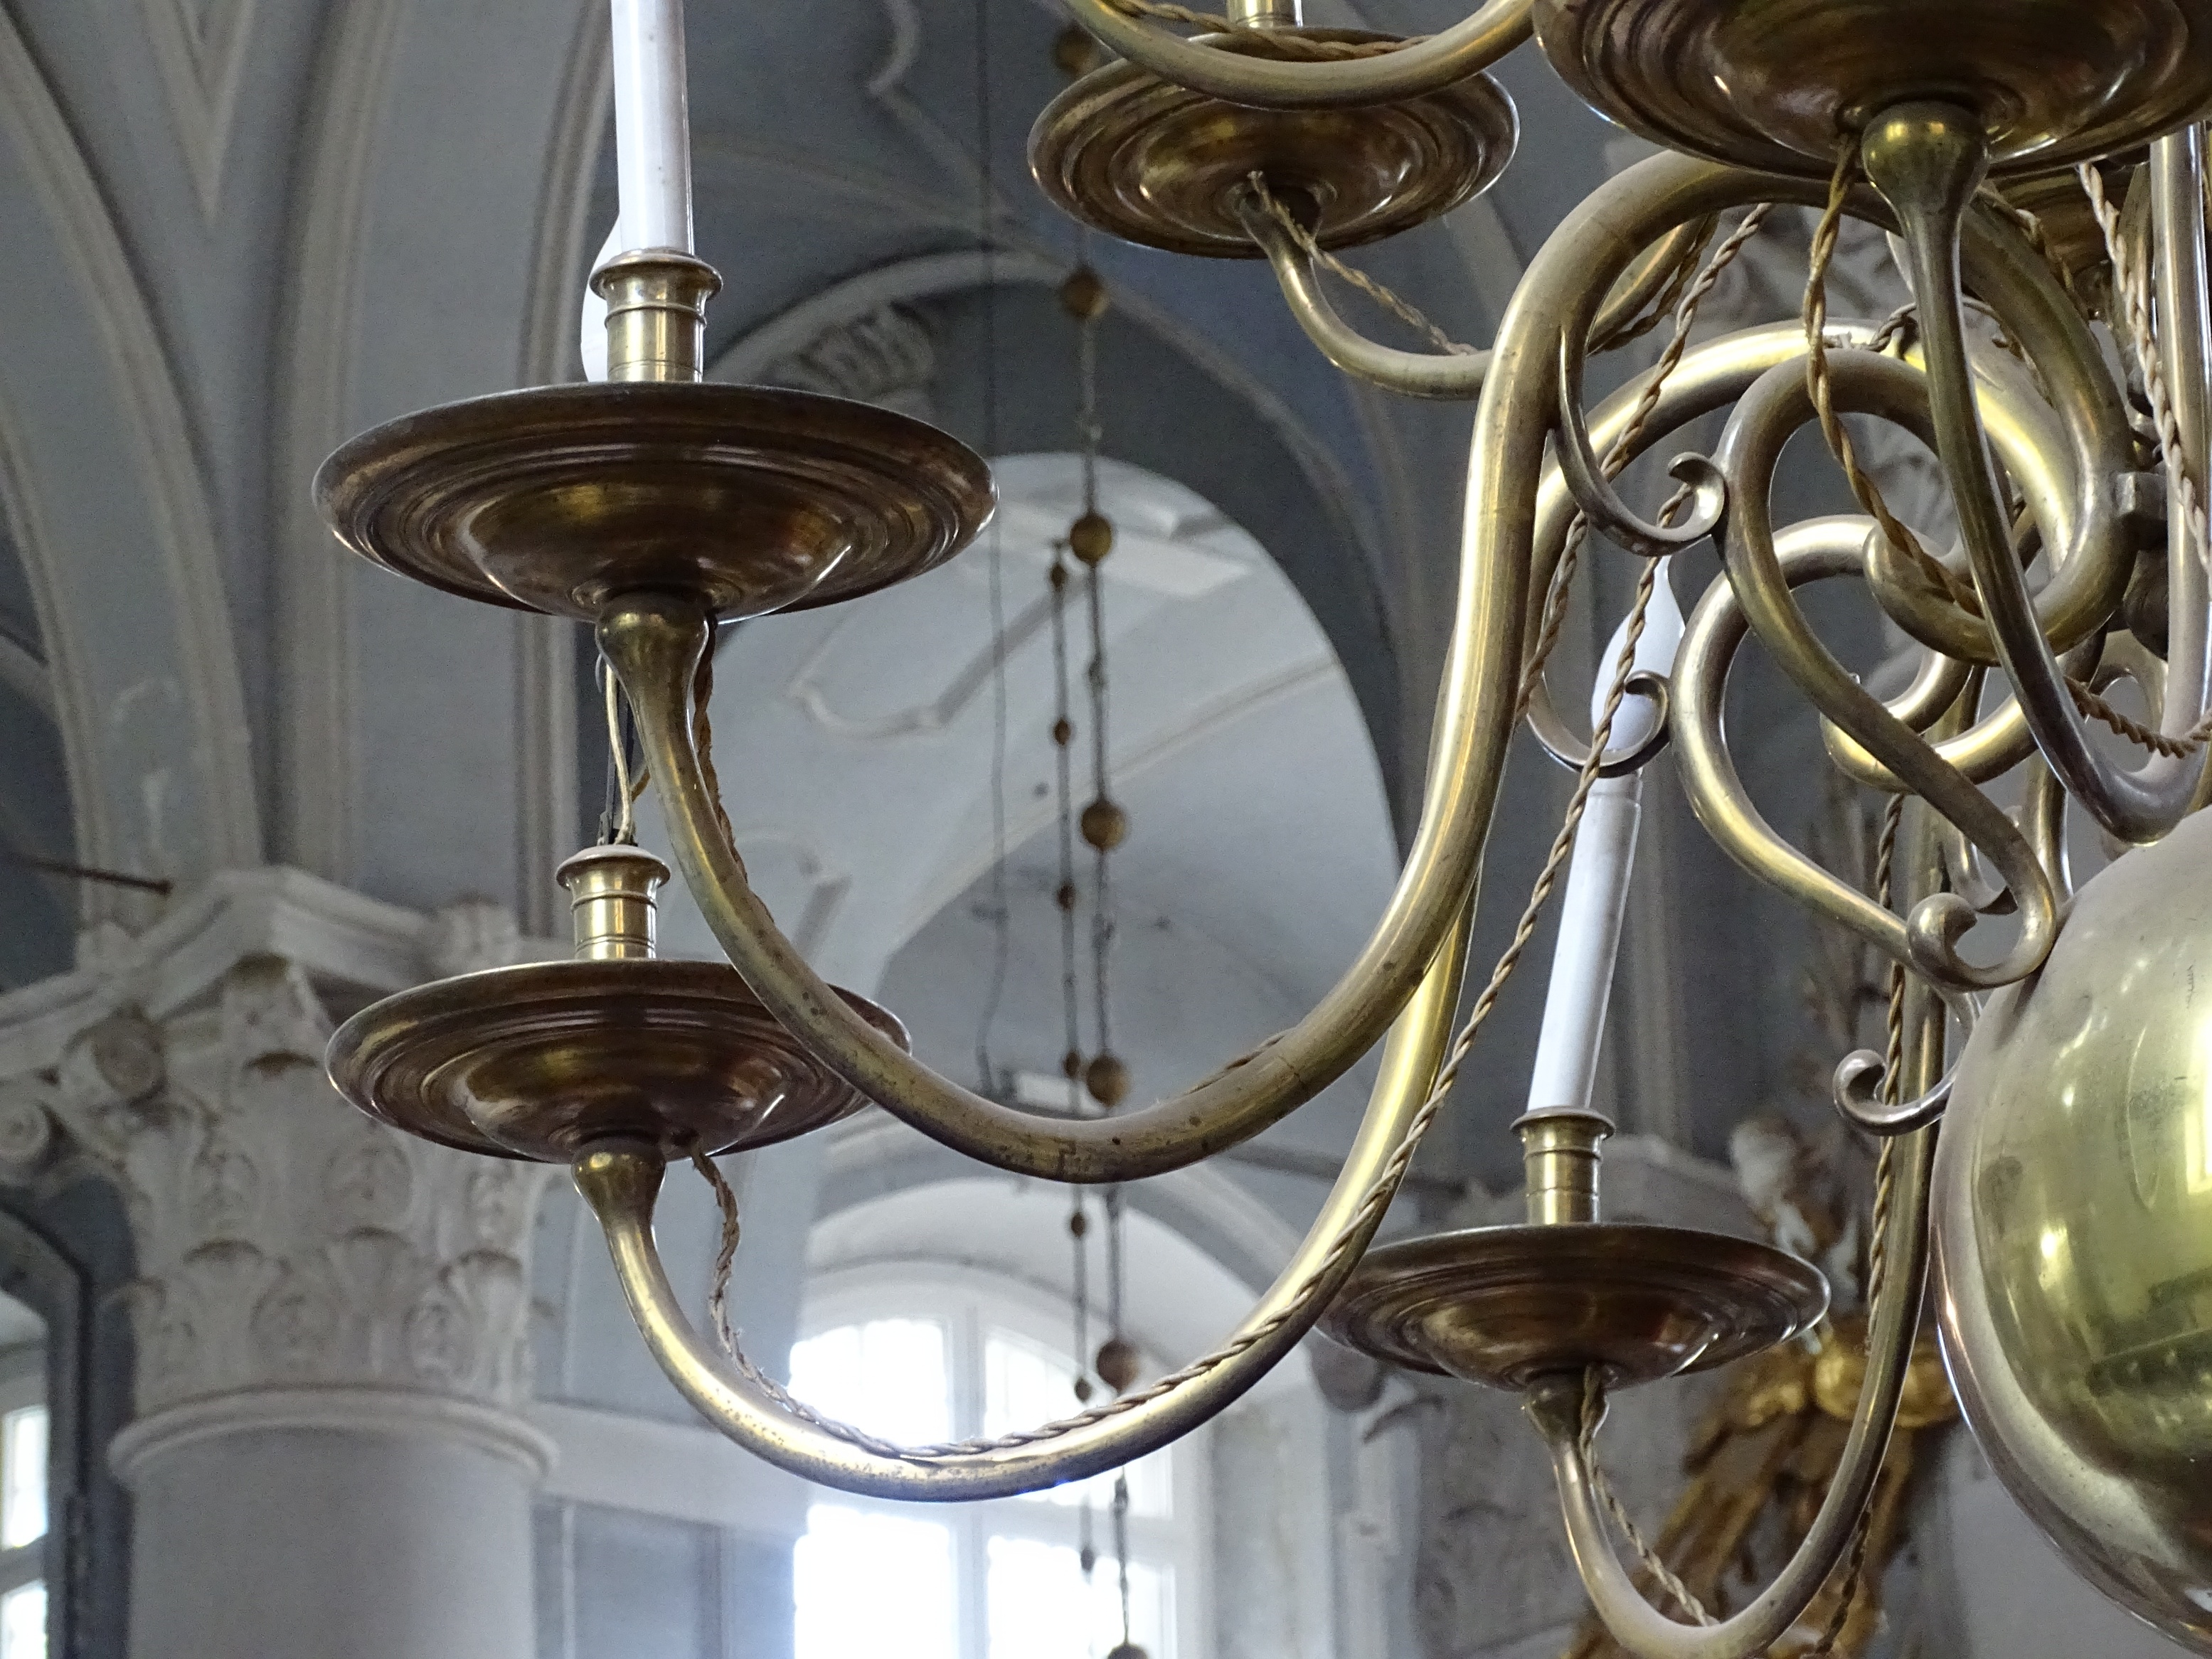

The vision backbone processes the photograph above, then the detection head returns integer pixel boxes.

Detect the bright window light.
[795,1505,955,1659]
[789,1320,951,1444]
[1,1409,44,1551]
[0,1581,43,1659]
[986,1536,1169,1659]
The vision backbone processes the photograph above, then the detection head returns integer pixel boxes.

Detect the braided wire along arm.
[1709,352,2056,991]
[1526,1118,1937,1659]
[1233,181,1716,403]
[567,912,1467,1502]
[1233,187,1491,400]
[1863,105,2206,843]
[1058,0,1530,111]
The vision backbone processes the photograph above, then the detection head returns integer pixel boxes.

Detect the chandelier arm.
[2148,132,2212,767]
[2020,753,2073,900]
[1234,195,1713,402]
[602,156,1782,1185]
[565,914,1467,1500]
[1526,1119,1935,1659]
[1866,105,2204,844]
[1524,319,1896,752]
[1713,358,2056,990]
[1235,194,1491,399]
[1675,523,1952,983]
[1848,346,2125,668]
[1551,341,1726,559]
[1058,0,1529,111]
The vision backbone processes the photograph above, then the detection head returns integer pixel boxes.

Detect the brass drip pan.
[326,959,908,1163]
[1534,0,2212,178]
[1325,1223,1829,1392]
[1029,29,1516,257]
[316,382,996,622]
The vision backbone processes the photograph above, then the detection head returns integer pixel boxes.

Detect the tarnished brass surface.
[1936,806,2212,1650]
[1533,0,2212,177]
[1324,1223,1827,1392]
[594,248,721,383]
[1028,33,1516,257]
[325,959,906,1163]
[315,382,994,622]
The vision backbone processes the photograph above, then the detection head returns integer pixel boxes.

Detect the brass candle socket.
[592,248,722,383]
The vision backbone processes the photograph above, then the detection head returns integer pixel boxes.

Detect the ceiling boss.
[316,0,2212,1651]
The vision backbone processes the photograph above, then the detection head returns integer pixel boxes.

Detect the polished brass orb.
[1059,267,1110,321]
[1070,511,1115,565]
[1533,0,2212,178]
[1085,1052,1131,1107]
[1097,1335,1142,1393]
[1081,798,1129,850]
[1937,806,2212,1650]
[1028,30,1517,257]
[1326,1223,1828,1392]
[316,383,995,623]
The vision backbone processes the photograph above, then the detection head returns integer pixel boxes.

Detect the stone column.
[0,874,558,1659]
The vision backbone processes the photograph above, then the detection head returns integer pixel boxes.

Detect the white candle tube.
[1524,562,1685,1119]
[609,0,693,254]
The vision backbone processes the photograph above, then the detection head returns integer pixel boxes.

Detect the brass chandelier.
[314,0,2212,1650]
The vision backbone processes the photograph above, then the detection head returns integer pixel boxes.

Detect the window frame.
[794,1259,1213,1659]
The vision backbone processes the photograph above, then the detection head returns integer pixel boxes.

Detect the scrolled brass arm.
[1865,104,2209,843]
[1711,351,2056,990]
[1526,1119,1937,1659]
[568,916,1464,1500]
[1058,0,1530,111]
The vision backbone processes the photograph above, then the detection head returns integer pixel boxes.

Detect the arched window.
[788,1265,1205,1659]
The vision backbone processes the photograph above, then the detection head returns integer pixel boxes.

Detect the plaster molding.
[0,875,560,1424]
[109,1384,557,1485]
[784,586,1056,742]
[272,0,409,878]
[531,1399,805,1538]
[760,302,938,420]
[139,0,258,220]
[0,6,259,881]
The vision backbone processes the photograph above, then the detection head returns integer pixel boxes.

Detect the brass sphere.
[1073,1375,1095,1404]
[1063,1047,1083,1081]
[1060,267,1110,321]
[1107,1644,1148,1659]
[1096,1335,1141,1393]
[1052,718,1075,748]
[1052,23,1102,80]
[1056,880,1078,911]
[1081,798,1129,851]
[1085,1052,1131,1108]
[1069,1209,1090,1239]
[1936,808,2212,1648]
[1069,511,1114,565]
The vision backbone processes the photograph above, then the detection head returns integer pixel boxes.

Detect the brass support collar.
[592,250,723,383]
[1513,1108,1612,1225]
[557,843,671,960]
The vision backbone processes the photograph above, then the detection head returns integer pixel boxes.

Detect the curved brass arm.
[1711,353,2055,989]
[1864,104,2208,843]
[1234,197,1713,402]
[1059,0,1530,110]
[605,152,1803,1184]
[568,912,1465,1500]
[1675,518,1979,986]
[1526,1119,1936,1659]
[1235,195,1491,400]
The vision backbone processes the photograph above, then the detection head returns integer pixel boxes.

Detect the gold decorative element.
[315,383,995,623]
[1028,30,1516,257]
